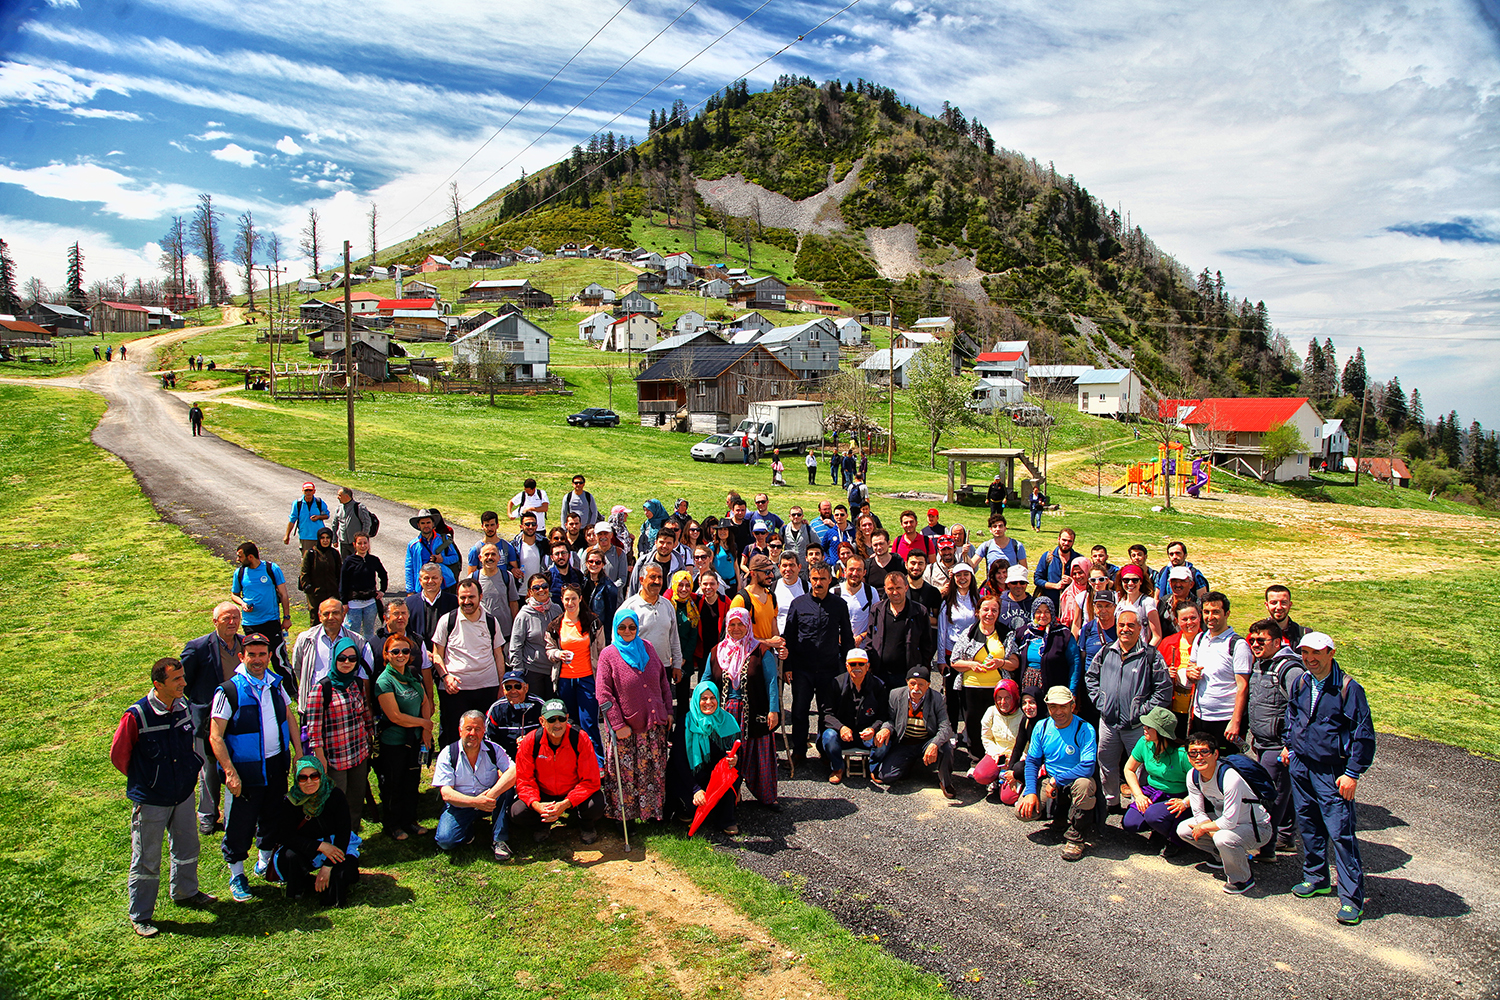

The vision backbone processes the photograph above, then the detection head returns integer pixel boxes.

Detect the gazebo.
[936,447,1042,504]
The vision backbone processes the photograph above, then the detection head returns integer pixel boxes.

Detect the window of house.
[737,379,747,395]
[697,381,707,397]
[1098,393,1106,401]
[771,383,780,396]
[801,351,808,362]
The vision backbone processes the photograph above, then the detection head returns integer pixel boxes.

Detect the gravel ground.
[720,735,1500,1000]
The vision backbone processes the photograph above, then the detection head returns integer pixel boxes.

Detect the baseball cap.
[845,648,870,663]
[502,669,528,684]
[1298,631,1336,652]
[905,665,930,682]
[593,521,614,536]
[242,632,271,647]
[302,482,316,491]
[540,699,568,720]
[1093,589,1117,605]
[927,508,940,517]
[1168,565,1192,581]
[611,504,632,516]
[1043,685,1075,705]
[752,520,770,533]
[937,534,955,548]
[1005,565,1029,584]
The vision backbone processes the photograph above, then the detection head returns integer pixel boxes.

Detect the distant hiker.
[806,450,817,485]
[110,657,217,936]
[987,473,1007,518]
[105,345,113,361]
[93,345,101,360]
[188,403,204,436]
[120,344,127,361]
[508,476,550,531]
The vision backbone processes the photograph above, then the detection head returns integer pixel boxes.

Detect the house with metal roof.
[728,318,840,382]
[602,313,661,352]
[451,311,552,380]
[616,290,661,318]
[636,342,798,433]
[1183,397,1324,481]
[27,302,90,335]
[458,278,553,308]
[1074,369,1140,417]
[860,347,922,388]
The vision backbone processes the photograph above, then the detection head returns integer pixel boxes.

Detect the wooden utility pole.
[260,264,285,399]
[1352,386,1368,486]
[887,295,895,465]
[343,241,355,472]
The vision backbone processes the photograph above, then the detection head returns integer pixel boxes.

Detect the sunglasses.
[617,623,637,632]
[503,683,526,691]
[1185,748,1216,759]
[529,584,548,591]
[297,772,321,783]
[387,649,411,657]
[335,653,359,663]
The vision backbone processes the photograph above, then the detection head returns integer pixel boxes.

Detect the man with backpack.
[1283,632,1376,926]
[1245,618,1305,861]
[282,483,330,553]
[329,487,376,558]
[1178,731,1274,894]
[1187,592,1252,750]
[405,508,462,596]
[1032,528,1078,608]
[433,710,516,863]
[431,579,507,749]
[231,541,293,684]
[509,700,605,848]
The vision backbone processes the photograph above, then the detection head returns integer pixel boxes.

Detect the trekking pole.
[597,700,632,853]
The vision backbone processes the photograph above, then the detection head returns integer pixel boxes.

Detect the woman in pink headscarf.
[1058,556,1095,636]
[706,607,780,807]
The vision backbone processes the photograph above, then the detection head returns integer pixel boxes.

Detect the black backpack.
[529,726,582,764]
[364,505,380,538]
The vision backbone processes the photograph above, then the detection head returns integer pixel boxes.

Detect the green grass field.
[0,382,950,1000]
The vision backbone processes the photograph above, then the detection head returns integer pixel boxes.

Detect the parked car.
[1007,404,1054,426]
[567,407,620,427]
[690,434,747,463]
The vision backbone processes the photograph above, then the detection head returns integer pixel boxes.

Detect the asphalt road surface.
[26,333,1500,999]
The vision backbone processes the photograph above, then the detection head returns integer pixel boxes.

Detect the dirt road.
[9,329,476,593]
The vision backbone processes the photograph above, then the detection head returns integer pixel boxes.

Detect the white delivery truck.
[733,400,825,454]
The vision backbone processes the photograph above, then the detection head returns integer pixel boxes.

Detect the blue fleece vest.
[125,696,200,807]
[221,672,291,784]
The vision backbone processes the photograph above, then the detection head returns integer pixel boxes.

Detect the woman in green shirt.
[373,634,434,841]
[1122,706,1193,856]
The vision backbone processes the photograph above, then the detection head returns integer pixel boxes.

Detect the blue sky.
[1,0,1497,425]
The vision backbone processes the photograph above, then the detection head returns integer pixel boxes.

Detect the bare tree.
[368,202,379,261]
[22,276,50,307]
[159,216,187,298]
[189,194,226,305]
[233,211,260,311]
[907,341,977,468]
[1087,422,1112,496]
[300,208,323,277]
[449,183,463,247]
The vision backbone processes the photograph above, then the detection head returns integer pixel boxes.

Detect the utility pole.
[887,295,895,465]
[260,264,285,399]
[343,241,355,472]
[1352,386,1368,486]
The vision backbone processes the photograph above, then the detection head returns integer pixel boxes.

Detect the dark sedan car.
[567,407,621,427]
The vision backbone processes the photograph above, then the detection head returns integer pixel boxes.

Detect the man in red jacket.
[510,700,606,846]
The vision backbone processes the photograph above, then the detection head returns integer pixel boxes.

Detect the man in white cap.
[1282,632,1376,926]
[591,520,631,593]
[283,483,329,553]
[1017,685,1098,861]
[820,648,887,783]
[998,564,1034,635]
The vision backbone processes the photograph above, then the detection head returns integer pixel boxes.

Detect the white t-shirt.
[1118,594,1158,627]
[511,489,549,530]
[840,580,877,638]
[1191,628,1252,722]
[774,578,806,633]
[433,611,505,690]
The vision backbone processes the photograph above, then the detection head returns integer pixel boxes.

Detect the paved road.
[14,329,477,598]
[17,333,1500,999]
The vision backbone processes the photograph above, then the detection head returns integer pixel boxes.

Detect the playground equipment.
[1112,442,1212,497]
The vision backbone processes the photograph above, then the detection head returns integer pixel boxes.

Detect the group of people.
[114,470,1377,936]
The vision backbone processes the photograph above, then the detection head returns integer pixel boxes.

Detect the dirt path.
[6,329,476,586]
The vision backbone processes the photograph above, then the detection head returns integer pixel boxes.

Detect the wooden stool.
[844,749,871,778]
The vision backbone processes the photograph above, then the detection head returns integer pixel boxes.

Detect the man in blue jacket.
[1282,631,1376,926]
[405,508,462,595]
[1018,686,1098,861]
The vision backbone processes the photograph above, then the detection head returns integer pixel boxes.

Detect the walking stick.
[597,700,632,852]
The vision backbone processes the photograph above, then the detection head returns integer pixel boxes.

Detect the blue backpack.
[1192,753,1278,838]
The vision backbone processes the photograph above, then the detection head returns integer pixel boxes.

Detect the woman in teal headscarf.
[686,681,741,835]
[595,607,674,822]
[266,755,360,906]
[303,636,375,833]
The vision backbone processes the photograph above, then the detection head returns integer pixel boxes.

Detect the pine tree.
[1409,388,1424,428]
[1467,421,1485,476]
[1303,339,1324,397]
[1441,411,1461,466]
[1341,347,1367,398]
[0,238,18,314]
[1382,377,1406,431]
[1321,339,1337,398]
[65,242,85,310]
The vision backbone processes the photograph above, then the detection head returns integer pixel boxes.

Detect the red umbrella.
[688,740,742,837]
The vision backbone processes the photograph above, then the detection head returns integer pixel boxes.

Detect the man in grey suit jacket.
[871,666,955,798]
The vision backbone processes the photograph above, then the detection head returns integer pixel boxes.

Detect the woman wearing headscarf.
[669,570,701,722]
[706,607,780,807]
[373,634,432,841]
[1057,556,1094,635]
[999,685,1044,803]
[971,678,1024,802]
[638,499,670,558]
[303,637,375,832]
[265,755,359,906]
[1000,597,1081,697]
[685,680,742,835]
[299,527,343,625]
[595,607,674,822]
[607,505,635,560]
[546,583,605,760]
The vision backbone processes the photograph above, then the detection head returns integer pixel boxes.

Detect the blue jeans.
[1030,508,1043,530]
[434,791,513,849]
[345,602,381,646]
[558,674,604,765]
[819,728,873,772]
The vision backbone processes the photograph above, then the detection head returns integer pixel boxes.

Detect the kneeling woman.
[685,681,742,835]
[1121,706,1193,855]
[266,756,360,906]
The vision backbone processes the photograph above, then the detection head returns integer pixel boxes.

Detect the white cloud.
[68,107,142,120]
[43,0,80,8]
[194,129,231,140]
[0,160,202,219]
[275,134,303,155]
[210,142,258,166]
[0,214,160,290]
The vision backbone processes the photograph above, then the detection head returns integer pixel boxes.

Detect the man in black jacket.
[179,602,244,833]
[405,563,458,654]
[867,573,934,686]
[782,565,855,767]
[820,649,888,784]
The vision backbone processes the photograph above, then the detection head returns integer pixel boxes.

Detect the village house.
[635,342,798,433]
[834,317,864,346]
[974,342,1029,380]
[729,275,788,311]
[0,318,54,360]
[1345,456,1412,487]
[26,302,90,335]
[700,277,734,299]
[307,320,401,382]
[674,311,708,334]
[1322,419,1349,470]
[968,377,1027,412]
[1183,397,1324,482]
[634,271,666,293]
[458,279,554,308]
[615,290,661,318]
[1027,365,1096,395]
[91,301,151,335]
[892,329,939,351]
[451,311,552,381]
[860,347,922,388]
[664,265,691,288]
[297,277,324,293]
[419,254,451,273]
[602,313,661,352]
[912,316,954,336]
[575,283,617,307]
[1074,369,1141,417]
[577,311,613,343]
[644,330,728,360]
[856,309,892,327]
[731,318,840,383]
[466,250,514,269]
[726,311,773,337]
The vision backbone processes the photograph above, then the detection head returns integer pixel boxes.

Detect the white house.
[835,317,864,346]
[602,313,662,352]
[633,251,664,270]
[727,311,774,336]
[297,277,323,293]
[974,349,1027,379]
[968,377,1026,412]
[578,311,613,342]
[912,316,954,335]
[675,310,708,334]
[451,311,552,381]
[860,347,922,388]
[450,255,472,269]
[1074,369,1141,417]
[1321,419,1349,468]
[663,252,693,269]
[701,277,734,299]
[893,329,939,350]
[1183,397,1324,482]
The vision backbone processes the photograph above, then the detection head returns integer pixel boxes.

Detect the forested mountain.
[418,77,1303,399]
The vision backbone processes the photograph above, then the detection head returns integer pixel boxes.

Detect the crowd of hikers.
[114,473,1377,937]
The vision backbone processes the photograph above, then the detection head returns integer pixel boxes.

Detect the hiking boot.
[228,874,252,902]
[1203,857,1224,871]
[1293,881,1333,898]
[1061,840,1086,862]
[131,920,159,938]
[492,841,513,863]
[198,819,217,835]
[1256,844,1277,863]
[1223,877,1255,894]
[1336,904,1363,926]
[532,826,552,845]
[579,824,599,845]
[1161,841,1188,859]
[941,785,957,800]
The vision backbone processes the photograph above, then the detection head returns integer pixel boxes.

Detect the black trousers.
[508,790,607,832]
[374,740,421,834]
[440,686,498,749]
[789,671,837,761]
[872,739,954,790]
[963,686,996,759]
[221,751,289,865]
[267,847,360,906]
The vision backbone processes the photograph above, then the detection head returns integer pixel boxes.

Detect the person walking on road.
[188,403,204,437]
[283,483,330,554]
[231,541,293,682]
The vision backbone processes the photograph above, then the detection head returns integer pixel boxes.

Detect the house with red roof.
[91,301,151,335]
[975,350,1027,379]
[1182,397,1324,481]
[1344,456,1412,487]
